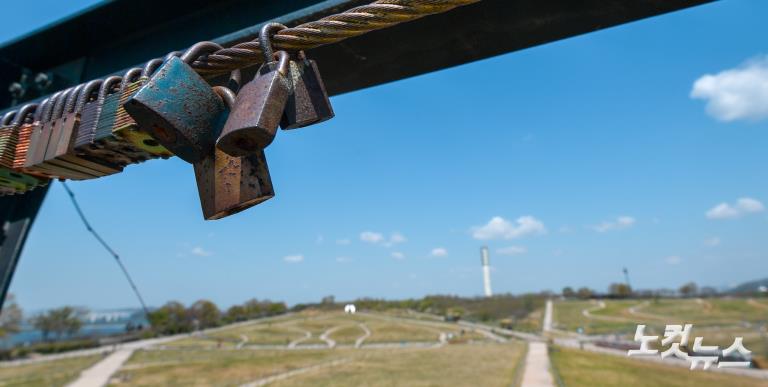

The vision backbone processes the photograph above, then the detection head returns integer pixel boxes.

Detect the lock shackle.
[180,42,223,65]
[76,79,103,112]
[259,23,287,63]
[121,68,143,91]
[227,69,242,93]
[98,76,123,103]
[212,86,236,109]
[64,84,85,115]
[273,51,290,76]
[164,50,182,63]
[41,91,63,122]
[32,99,49,122]
[2,111,16,126]
[142,58,163,78]
[12,103,39,126]
[52,87,74,121]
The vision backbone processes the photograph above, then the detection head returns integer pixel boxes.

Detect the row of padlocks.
[0,23,334,220]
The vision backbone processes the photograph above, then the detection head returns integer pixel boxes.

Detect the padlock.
[216,23,292,157]
[280,50,334,130]
[124,42,227,163]
[113,60,174,158]
[194,86,275,220]
[12,102,41,171]
[49,80,123,178]
[0,111,18,169]
[24,91,61,169]
[37,86,104,180]
[74,76,135,168]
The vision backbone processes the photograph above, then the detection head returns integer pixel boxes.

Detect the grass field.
[104,311,521,386]
[551,347,765,387]
[553,298,768,365]
[0,355,101,387]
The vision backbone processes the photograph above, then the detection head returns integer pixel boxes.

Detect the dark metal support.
[0,186,48,311]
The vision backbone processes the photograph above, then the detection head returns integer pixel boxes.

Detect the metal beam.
[0,185,49,309]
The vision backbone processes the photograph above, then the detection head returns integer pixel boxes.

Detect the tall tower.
[481,246,493,297]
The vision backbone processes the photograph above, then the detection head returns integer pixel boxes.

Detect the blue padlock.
[124,42,227,163]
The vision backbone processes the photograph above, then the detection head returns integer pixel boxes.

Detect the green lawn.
[550,346,765,387]
[0,355,101,387]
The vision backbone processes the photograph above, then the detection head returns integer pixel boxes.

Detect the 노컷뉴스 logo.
[627,324,752,370]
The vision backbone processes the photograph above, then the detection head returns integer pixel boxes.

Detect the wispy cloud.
[496,246,527,256]
[706,197,764,219]
[691,55,768,122]
[283,254,304,263]
[592,216,635,232]
[190,247,212,257]
[430,247,448,257]
[391,252,405,260]
[360,231,384,244]
[665,255,682,265]
[471,216,546,240]
[360,231,407,247]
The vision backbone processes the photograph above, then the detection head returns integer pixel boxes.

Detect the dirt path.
[543,300,553,332]
[239,358,353,387]
[287,328,312,349]
[65,349,134,387]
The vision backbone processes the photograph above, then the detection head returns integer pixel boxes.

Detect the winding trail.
[355,323,371,348]
[236,334,249,349]
[239,358,353,387]
[287,328,312,349]
[319,326,343,348]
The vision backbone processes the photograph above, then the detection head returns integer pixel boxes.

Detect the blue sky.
[3,1,767,311]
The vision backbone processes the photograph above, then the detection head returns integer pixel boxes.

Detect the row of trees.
[147,298,287,335]
[561,282,720,299]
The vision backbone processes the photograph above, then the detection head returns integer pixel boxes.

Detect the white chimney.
[481,246,492,297]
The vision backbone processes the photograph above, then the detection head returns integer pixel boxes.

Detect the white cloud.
[391,252,405,260]
[336,256,352,263]
[360,231,406,247]
[496,246,527,256]
[691,56,768,122]
[360,231,384,244]
[336,238,351,245]
[704,237,721,247]
[430,247,448,257]
[665,255,682,265]
[283,254,304,263]
[387,232,407,245]
[471,216,546,240]
[593,216,636,232]
[706,197,764,219]
[190,247,212,257]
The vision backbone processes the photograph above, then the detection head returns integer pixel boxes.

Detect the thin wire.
[60,181,150,319]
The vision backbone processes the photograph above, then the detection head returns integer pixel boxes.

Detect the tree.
[679,282,698,297]
[0,293,22,337]
[32,306,85,341]
[321,295,335,305]
[562,287,575,298]
[609,283,632,298]
[147,301,191,334]
[225,305,247,323]
[576,287,593,299]
[189,300,221,329]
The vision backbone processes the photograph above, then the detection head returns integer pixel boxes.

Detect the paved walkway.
[520,342,555,387]
[65,349,134,387]
[543,300,553,332]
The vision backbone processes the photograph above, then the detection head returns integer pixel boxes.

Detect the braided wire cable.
[5,0,479,121]
[192,0,480,74]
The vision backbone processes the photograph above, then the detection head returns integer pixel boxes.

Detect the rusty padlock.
[124,42,227,163]
[216,23,292,157]
[0,111,18,169]
[194,86,275,220]
[24,91,61,169]
[280,50,334,129]
[12,102,41,171]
